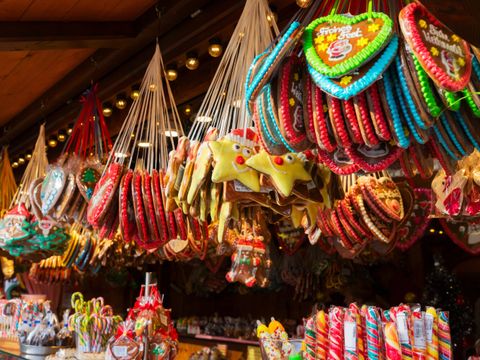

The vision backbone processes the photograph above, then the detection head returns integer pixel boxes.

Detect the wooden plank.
[0,21,137,50]
[0,49,94,125]
[0,0,33,21]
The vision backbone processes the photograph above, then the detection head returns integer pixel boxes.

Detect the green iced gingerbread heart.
[304,12,393,78]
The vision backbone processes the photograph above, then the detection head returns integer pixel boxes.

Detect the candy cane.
[366,306,381,360]
[425,307,438,360]
[315,310,329,360]
[328,306,345,360]
[438,311,451,360]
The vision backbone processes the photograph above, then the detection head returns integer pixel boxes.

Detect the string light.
[266,6,278,24]
[166,65,178,81]
[115,94,127,110]
[184,105,192,116]
[130,84,140,100]
[48,136,58,148]
[185,51,199,70]
[25,153,32,161]
[57,130,66,142]
[208,38,223,58]
[149,84,157,92]
[296,0,312,8]
[18,156,25,165]
[438,230,444,235]
[67,123,74,135]
[12,161,18,168]
[429,228,435,233]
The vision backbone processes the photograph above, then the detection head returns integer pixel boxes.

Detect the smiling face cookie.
[245,150,312,198]
[208,129,260,192]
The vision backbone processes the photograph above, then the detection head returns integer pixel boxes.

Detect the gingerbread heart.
[399,2,472,92]
[274,218,306,255]
[304,11,393,78]
[440,219,480,255]
[87,162,123,226]
[40,166,66,216]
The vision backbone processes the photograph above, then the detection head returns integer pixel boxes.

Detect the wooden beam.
[1,0,214,148]
[5,0,245,155]
[0,21,137,50]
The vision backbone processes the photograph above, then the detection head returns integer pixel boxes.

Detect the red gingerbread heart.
[399,2,472,92]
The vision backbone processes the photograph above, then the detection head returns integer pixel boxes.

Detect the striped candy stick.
[328,306,345,360]
[392,306,413,360]
[305,316,317,360]
[361,305,369,359]
[384,322,403,360]
[315,310,329,360]
[344,308,359,360]
[350,303,365,360]
[411,309,426,360]
[366,306,381,360]
[437,311,451,360]
[425,307,439,360]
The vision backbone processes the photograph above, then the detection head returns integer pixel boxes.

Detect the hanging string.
[188,0,278,141]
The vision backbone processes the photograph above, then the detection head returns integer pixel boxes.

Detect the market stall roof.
[0,0,478,155]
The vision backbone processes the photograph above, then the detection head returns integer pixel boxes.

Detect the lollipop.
[349,304,365,360]
[269,317,293,357]
[438,311,451,360]
[365,306,381,360]
[304,316,317,360]
[344,308,359,360]
[328,306,345,360]
[257,322,281,360]
[384,322,402,360]
[315,310,328,359]
[411,309,426,360]
[425,307,438,360]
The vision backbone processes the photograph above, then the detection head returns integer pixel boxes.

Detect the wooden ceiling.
[1,0,479,158]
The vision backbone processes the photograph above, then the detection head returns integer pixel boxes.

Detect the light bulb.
[115,94,127,110]
[12,162,18,168]
[184,105,192,115]
[166,67,178,81]
[25,153,32,161]
[185,52,199,70]
[48,137,58,148]
[57,131,66,142]
[208,38,223,58]
[18,157,25,165]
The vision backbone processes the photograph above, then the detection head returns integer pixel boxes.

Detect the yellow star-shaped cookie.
[208,138,260,192]
[245,151,312,198]
[418,19,427,29]
[289,98,295,107]
[451,34,460,43]
[457,57,465,67]
[187,141,213,204]
[431,47,439,57]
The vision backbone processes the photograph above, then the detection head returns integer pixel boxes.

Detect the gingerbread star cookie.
[245,150,312,198]
[208,128,260,192]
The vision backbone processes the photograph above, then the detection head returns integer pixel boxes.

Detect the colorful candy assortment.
[303,304,452,360]
[68,292,122,354]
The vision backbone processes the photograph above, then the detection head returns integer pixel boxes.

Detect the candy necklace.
[380,69,410,148]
